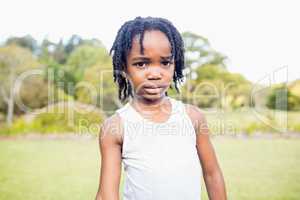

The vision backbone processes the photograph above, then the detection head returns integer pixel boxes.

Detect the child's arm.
[186,105,227,200]
[95,114,123,200]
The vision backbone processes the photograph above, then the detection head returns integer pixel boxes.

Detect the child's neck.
[130,95,169,113]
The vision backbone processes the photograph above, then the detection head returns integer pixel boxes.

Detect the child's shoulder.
[100,112,123,144]
[178,100,206,121]
[114,101,131,116]
[180,101,208,134]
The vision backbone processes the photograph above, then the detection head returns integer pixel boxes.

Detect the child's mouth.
[143,87,162,94]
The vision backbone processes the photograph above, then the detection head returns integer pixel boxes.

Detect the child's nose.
[147,67,162,80]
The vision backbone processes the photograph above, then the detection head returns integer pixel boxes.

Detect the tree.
[73,47,120,113]
[60,44,110,96]
[0,45,39,125]
[181,31,227,79]
[52,39,67,64]
[181,64,252,109]
[64,35,83,55]
[5,35,39,54]
[289,79,300,98]
[66,44,109,82]
[267,84,300,111]
[18,75,72,112]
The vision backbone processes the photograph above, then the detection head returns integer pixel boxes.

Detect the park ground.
[0,136,299,200]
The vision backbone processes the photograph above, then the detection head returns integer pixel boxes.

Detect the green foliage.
[44,44,111,96]
[0,45,40,93]
[289,79,300,98]
[40,41,110,96]
[5,35,38,53]
[39,35,105,64]
[0,45,72,114]
[195,64,226,80]
[182,31,227,69]
[43,59,78,95]
[266,84,300,111]
[203,107,300,135]
[66,44,110,81]
[18,75,73,112]
[0,45,41,123]
[75,60,119,112]
[71,46,119,112]
[0,101,105,135]
[1,35,299,135]
[0,44,39,74]
[52,40,68,64]
[182,65,252,109]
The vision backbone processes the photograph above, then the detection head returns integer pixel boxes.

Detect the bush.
[267,85,300,111]
[0,101,105,135]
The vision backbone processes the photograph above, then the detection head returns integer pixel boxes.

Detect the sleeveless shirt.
[115,96,202,200]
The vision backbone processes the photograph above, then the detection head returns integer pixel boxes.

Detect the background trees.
[0,45,39,125]
[0,33,299,133]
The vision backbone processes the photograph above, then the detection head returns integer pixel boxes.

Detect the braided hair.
[110,16,185,102]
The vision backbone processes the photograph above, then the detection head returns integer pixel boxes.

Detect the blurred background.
[0,0,299,199]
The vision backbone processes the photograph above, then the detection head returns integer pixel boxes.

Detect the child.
[96,16,226,200]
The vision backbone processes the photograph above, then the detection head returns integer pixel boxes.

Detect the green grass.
[205,108,300,134]
[0,138,299,200]
[208,138,300,200]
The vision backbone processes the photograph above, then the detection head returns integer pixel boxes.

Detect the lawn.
[0,137,299,200]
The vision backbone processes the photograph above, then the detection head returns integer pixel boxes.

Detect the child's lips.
[143,87,162,94]
[143,83,168,88]
[142,83,168,94]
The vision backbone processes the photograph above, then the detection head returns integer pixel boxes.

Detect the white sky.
[1,0,299,83]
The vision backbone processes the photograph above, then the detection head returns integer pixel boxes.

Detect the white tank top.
[116,97,202,200]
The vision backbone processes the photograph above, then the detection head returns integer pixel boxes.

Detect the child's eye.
[161,60,173,67]
[133,62,148,68]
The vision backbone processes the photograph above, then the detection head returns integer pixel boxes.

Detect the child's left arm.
[186,104,227,200]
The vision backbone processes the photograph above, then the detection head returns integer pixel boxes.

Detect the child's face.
[125,30,175,102]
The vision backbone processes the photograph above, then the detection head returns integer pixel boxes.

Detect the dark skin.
[95,30,227,200]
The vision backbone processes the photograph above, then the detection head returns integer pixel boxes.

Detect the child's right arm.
[95,114,123,200]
